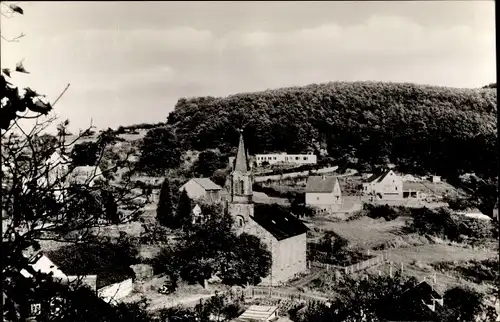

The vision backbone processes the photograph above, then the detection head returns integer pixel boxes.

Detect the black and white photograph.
[1,1,498,321]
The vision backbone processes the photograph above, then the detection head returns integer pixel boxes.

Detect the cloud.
[1,4,495,133]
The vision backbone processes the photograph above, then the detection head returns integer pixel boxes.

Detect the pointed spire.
[234,128,248,173]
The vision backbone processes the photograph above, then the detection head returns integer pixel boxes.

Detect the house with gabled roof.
[305,175,342,211]
[180,178,223,203]
[390,281,444,321]
[362,169,403,200]
[22,249,135,305]
[69,165,105,187]
[226,130,309,285]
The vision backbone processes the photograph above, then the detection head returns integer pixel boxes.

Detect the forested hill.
[166,81,497,179]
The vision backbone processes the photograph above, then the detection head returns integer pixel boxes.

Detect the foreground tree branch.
[1,4,151,320]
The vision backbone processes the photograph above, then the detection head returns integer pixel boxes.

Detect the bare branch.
[52,83,71,107]
[1,32,25,42]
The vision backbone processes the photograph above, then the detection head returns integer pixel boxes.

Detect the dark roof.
[400,281,442,302]
[393,281,443,321]
[234,130,249,173]
[44,245,136,289]
[364,169,392,183]
[252,204,308,241]
[193,178,222,191]
[305,176,339,193]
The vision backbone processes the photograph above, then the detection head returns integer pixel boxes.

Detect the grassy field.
[366,244,496,294]
[310,216,410,250]
[306,210,497,295]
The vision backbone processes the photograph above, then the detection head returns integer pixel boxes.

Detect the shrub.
[408,207,494,245]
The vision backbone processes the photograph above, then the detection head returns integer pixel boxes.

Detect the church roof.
[233,130,249,173]
[252,204,308,241]
[305,176,340,193]
[192,178,222,191]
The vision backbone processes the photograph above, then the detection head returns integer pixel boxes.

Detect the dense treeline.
[166,81,497,179]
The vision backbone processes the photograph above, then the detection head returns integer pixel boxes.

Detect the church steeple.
[234,129,248,173]
[230,128,252,203]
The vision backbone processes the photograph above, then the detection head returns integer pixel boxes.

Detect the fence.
[170,286,329,310]
[308,251,390,275]
[225,287,329,303]
[342,252,390,274]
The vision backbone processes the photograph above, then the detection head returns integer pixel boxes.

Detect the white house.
[22,252,134,305]
[40,151,72,184]
[362,170,403,200]
[69,165,105,186]
[254,152,317,166]
[179,178,223,203]
[305,175,342,211]
[191,204,203,224]
[431,176,441,183]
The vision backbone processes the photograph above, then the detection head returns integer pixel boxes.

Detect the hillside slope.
[166,81,497,178]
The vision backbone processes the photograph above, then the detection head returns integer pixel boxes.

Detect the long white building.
[255,152,317,166]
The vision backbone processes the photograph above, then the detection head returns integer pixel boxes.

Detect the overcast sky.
[1,1,496,133]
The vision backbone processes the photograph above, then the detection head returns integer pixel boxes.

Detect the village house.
[39,151,72,184]
[179,178,223,203]
[69,165,105,186]
[305,175,342,212]
[254,152,317,167]
[22,252,135,305]
[362,169,403,200]
[226,130,308,286]
[25,151,107,203]
[191,204,203,224]
[390,281,444,321]
[430,175,441,183]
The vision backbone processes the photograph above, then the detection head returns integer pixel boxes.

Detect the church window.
[236,216,244,228]
[233,181,241,195]
[239,180,245,194]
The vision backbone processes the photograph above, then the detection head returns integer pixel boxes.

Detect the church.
[225,130,308,286]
